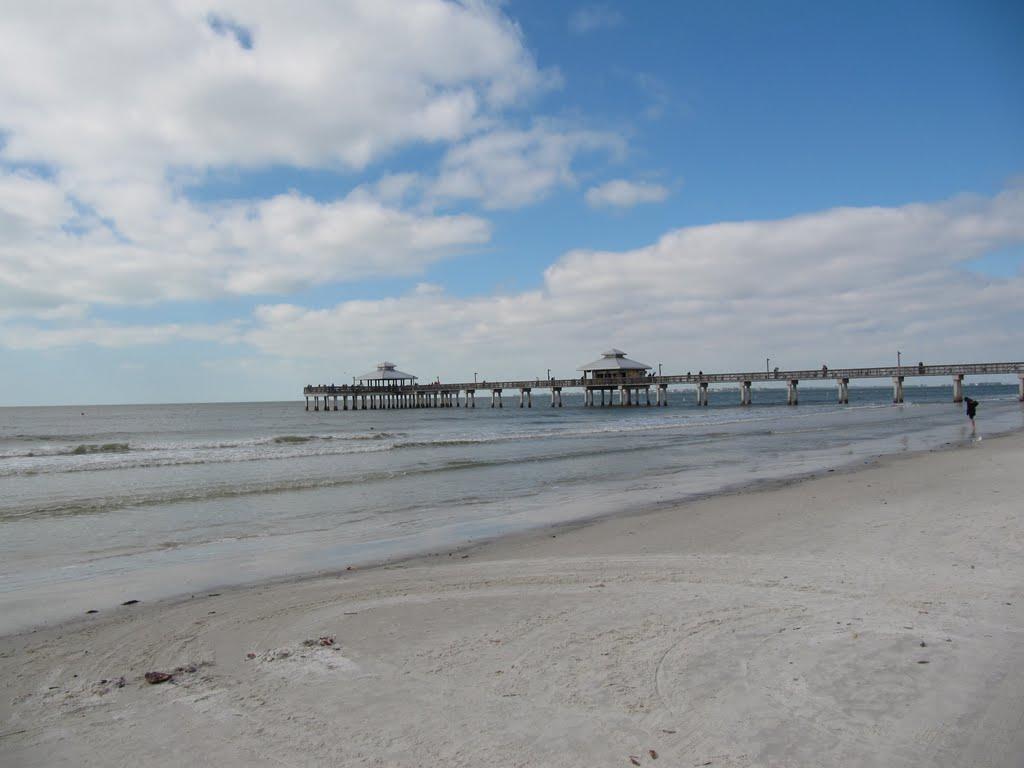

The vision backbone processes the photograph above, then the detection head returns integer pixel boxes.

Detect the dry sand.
[2,432,1022,767]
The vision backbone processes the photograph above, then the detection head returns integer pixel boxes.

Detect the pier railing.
[305,361,1024,396]
[303,361,1024,410]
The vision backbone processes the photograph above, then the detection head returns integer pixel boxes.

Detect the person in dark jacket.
[965,397,978,434]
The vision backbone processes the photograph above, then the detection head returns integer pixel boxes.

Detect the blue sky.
[0,1,1021,404]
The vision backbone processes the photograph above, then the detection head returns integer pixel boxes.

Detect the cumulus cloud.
[0,171,490,311]
[2,4,1020,379]
[585,179,670,208]
[232,187,1024,375]
[433,123,626,209]
[8,188,1023,361]
[0,2,615,321]
[8,188,1022,361]
[569,5,623,35]
[0,1,554,180]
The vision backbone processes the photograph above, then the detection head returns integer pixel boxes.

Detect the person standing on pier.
[965,396,979,434]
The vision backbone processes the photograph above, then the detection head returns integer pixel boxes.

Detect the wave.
[10,434,87,441]
[1,420,670,470]
[271,432,395,444]
[0,442,133,459]
[70,442,130,455]
[0,409,845,474]
[0,397,995,477]
[0,440,397,477]
[0,431,405,466]
[0,437,687,521]
[0,454,507,520]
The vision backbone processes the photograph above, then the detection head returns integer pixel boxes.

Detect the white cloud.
[569,5,623,35]
[585,179,670,208]
[0,320,239,351]
[8,188,1022,361]
[9,191,1024,362]
[0,172,73,232]
[2,2,1020,378]
[0,171,490,311]
[0,1,555,181]
[0,2,601,318]
[231,187,1024,375]
[433,123,626,209]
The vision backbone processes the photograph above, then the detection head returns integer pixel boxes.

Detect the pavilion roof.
[577,349,652,372]
[356,362,417,381]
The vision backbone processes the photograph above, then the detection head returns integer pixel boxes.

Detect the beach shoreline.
[2,430,1022,766]
[2,415,1014,641]
[4,392,1021,640]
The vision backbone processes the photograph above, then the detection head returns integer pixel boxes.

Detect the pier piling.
[837,378,849,404]
[787,380,799,406]
[697,382,709,407]
[740,381,752,406]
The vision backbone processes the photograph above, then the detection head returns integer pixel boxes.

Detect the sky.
[0,0,1022,405]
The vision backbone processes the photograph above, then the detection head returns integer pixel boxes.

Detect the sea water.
[1,384,1021,634]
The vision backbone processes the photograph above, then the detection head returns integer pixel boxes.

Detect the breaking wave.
[70,443,131,455]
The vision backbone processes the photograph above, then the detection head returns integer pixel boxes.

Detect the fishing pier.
[303,353,1024,411]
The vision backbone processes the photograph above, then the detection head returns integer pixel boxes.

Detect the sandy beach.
[2,432,1022,767]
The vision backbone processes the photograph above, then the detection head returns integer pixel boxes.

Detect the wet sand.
[2,432,1022,767]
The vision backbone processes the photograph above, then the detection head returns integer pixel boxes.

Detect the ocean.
[2,383,1021,635]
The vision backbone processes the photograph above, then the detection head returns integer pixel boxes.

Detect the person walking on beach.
[965,396,979,434]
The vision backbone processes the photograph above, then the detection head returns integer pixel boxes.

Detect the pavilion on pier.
[577,349,661,406]
[356,362,417,388]
[579,349,651,382]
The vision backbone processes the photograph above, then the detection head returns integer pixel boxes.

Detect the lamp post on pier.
[474,372,478,384]
[766,358,770,375]
[658,363,662,378]
[547,368,551,380]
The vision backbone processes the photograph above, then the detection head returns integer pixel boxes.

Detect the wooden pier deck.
[303,361,1024,410]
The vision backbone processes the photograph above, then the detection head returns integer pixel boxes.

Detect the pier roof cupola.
[356,362,417,387]
[577,349,652,381]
